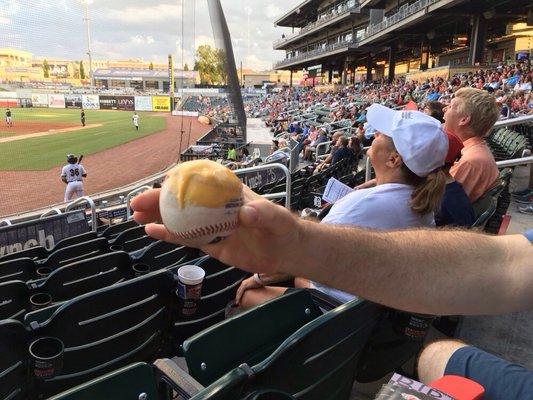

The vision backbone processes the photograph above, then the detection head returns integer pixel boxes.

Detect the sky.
[0,0,303,71]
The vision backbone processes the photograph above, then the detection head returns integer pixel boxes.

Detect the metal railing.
[360,0,439,42]
[274,38,357,69]
[40,208,61,219]
[0,219,12,227]
[126,185,152,219]
[273,1,360,47]
[234,163,292,209]
[496,155,533,168]
[493,114,533,128]
[66,196,97,232]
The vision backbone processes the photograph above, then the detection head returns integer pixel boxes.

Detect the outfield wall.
[1,92,174,112]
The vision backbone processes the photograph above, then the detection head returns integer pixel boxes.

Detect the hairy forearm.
[286,222,533,315]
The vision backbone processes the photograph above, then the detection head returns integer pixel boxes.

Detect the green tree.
[149,62,154,70]
[43,59,50,78]
[79,61,86,79]
[194,45,227,85]
[183,63,189,71]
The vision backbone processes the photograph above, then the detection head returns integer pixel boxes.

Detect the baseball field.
[0,108,166,170]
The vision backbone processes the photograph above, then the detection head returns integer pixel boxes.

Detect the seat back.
[0,319,28,400]
[29,269,175,397]
[0,257,36,283]
[111,225,147,247]
[33,251,132,302]
[41,237,110,271]
[137,241,199,270]
[249,299,382,399]
[52,232,98,253]
[100,219,139,239]
[183,290,322,387]
[0,246,47,263]
[471,188,499,229]
[47,363,158,400]
[172,279,243,347]
[0,280,29,321]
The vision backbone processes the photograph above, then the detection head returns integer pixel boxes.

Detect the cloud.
[0,16,11,25]
[130,35,155,45]
[104,3,181,24]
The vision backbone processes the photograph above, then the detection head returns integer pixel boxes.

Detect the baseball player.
[5,108,13,127]
[132,112,139,131]
[61,154,87,202]
[80,109,86,127]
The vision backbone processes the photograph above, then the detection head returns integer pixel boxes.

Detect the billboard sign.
[48,94,66,108]
[117,96,135,111]
[31,93,49,107]
[152,96,171,112]
[65,94,82,109]
[99,95,118,110]
[82,94,100,110]
[0,210,89,256]
[134,96,152,111]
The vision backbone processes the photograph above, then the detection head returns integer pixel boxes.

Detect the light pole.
[82,0,94,88]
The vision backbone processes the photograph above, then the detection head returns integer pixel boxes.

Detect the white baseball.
[159,160,243,248]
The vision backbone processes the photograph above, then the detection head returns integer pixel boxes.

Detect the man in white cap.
[231,104,450,307]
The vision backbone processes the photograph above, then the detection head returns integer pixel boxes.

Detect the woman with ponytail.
[233,104,451,308]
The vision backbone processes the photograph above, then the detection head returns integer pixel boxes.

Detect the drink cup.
[176,265,205,317]
[29,337,64,380]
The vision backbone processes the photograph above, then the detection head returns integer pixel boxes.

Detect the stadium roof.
[93,68,197,80]
[274,0,320,27]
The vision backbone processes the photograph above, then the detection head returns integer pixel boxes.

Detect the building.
[273,0,531,84]
[93,68,198,92]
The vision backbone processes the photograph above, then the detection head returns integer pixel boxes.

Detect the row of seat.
[486,127,529,161]
[1,253,250,398]
[48,290,384,400]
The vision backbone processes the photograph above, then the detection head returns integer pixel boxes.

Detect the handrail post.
[66,196,97,232]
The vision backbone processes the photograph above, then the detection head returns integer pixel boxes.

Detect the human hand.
[131,185,303,275]
[235,276,262,305]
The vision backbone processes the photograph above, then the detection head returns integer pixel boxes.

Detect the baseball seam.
[175,220,237,240]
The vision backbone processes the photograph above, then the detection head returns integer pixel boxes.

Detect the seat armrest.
[154,358,204,398]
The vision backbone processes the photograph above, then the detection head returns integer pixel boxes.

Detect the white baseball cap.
[367,104,448,177]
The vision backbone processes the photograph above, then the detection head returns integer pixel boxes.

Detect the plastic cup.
[29,337,64,380]
[176,265,205,317]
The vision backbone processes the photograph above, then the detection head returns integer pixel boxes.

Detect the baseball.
[159,159,243,248]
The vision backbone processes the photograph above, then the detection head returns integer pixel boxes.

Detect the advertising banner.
[99,95,118,110]
[65,94,82,109]
[0,91,17,99]
[0,211,89,256]
[117,96,135,111]
[48,94,66,108]
[152,96,171,112]
[82,94,100,110]
[134,96,152,111]
[31,93,49,107]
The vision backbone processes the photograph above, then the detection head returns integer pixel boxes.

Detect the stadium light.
[80,0,95,88]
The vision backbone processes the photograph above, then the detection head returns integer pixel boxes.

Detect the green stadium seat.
[0,257,36,283]
[0,319,28,400]
[189,298,382,400]
[0,280,29,321]
[99,219,139,240]
[182,289,322,387]
[136,240,199,270]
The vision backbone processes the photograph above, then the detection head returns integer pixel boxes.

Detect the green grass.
[0,108,166,171]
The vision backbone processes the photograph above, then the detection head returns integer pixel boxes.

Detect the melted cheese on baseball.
[164,160,242,209]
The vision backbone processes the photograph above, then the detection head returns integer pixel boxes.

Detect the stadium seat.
[99,219,139,239]
[109,225,155,253]
[189,298,382,400]
[135,240,199,270]
[182,289,321,387]
[0,280,29,321]
[27,269,176,397]
[52,232,98,252]
[0,257,36,283]
[0,246,48,263]
[28,251,133,303]
[0,319,28,400]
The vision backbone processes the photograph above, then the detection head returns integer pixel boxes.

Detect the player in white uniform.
[61,154,87,202]
[132,112,139,131]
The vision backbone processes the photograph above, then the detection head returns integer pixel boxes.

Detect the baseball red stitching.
[176,220,237,239]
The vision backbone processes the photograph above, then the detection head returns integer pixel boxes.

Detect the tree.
[183,63,189,71]
[149,62,154,70]
[79,61,85,79]
[193,45,227,85]
[43,59,50,78]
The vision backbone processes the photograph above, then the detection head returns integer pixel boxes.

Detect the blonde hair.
[454,88,499,137]
[401,165,447,215]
